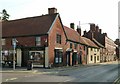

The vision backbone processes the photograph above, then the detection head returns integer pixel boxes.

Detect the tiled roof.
[2,13,58,37]
[81,37,99,48]
[92,38,105,48]
[64,26,98,48]
[64,26,80,43]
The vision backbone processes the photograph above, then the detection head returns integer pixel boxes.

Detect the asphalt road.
[1,62,120,84]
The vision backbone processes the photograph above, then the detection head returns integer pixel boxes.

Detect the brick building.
[2,8,67,68]
[83,23,116,62]
[2,8,101,68]
[64,24,100,65]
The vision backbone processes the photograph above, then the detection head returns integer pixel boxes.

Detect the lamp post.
[12,38,17,70]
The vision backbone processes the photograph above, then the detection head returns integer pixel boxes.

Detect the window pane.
[56,34,61,44]
[36,37,41,46]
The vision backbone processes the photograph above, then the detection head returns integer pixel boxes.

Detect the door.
[94,56,96,63]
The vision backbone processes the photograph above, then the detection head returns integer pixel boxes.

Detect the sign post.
[12,38,16,70]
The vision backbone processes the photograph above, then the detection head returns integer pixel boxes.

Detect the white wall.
[16,49,22,67]
[88,48,100,64]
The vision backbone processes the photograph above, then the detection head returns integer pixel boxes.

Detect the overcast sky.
[0,0,119,41]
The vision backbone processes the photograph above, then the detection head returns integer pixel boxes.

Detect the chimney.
[83,30,87,35]
[70,23,75,29]
[77,26,81,36]
[86,32,94,40]
[96,25,99,32]
[90,23,96,32]
[99,29,102,34]
[103,33,107,36]
[48,7,57,14]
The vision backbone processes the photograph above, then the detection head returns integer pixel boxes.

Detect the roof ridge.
[4,13,58,22]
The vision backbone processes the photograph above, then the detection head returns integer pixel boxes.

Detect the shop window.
[91,55,93,61]
[55,49,63,64]
[35,37,41,46]
[56,34,61,44]
[29,51,44,65]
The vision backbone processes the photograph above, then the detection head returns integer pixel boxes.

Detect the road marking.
[64,79,71,82]
[5,78,18,82]
[24,75,34,77]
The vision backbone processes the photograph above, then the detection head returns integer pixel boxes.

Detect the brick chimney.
[89,32,94,40]
[70,23,75,29]
[96,25,99,32]
[90,23,96,32]
[99,29,102,34]
[77,26,81,36]
[48,7,57,14]
[83,30,87,36]
[103,33,107,36]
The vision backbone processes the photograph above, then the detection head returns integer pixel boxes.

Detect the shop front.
[21,46,45,68]
[54,48,63,67]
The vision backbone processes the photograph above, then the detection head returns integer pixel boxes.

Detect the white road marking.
[63,79,71,82]
[24,75,34,77]
[5,78,18,82]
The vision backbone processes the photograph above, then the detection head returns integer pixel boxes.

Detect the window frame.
[35,36,41,46]
[56,34,61,44]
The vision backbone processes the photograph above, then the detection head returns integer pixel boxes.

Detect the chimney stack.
[103,33,107,36]
[77,26,81,36]
[70,23,75,29]
[48,7,57,14]
[90,23,96,32]
[83,30,87,36]
[99,29,102,34]
[96,25,99,32]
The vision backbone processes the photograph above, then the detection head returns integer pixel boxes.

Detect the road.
[1,61,120,84]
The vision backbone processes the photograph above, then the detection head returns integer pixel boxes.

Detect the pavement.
[0,61,119,73]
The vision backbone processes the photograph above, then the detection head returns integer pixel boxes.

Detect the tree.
[1,9,10,21]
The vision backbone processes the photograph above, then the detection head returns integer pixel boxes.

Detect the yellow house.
[81,37,100,64]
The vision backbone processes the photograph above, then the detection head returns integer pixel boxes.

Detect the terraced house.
[2,8,101,68]
[83,24,116,62]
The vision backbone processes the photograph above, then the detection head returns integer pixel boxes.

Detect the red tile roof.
[2,13,58,37]
[81,37,99,48]
[64,26,80,43]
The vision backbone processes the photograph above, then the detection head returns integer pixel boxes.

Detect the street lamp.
[12,38,18,70]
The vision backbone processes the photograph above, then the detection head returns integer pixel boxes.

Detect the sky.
[0,0,119,41]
